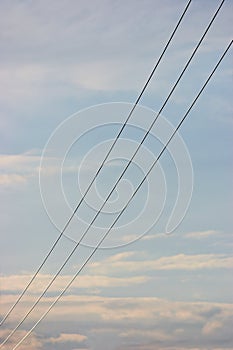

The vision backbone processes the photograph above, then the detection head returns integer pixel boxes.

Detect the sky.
[0,0,233,349]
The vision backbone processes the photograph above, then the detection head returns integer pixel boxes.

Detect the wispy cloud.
[90,252,233,274]
[119,233,167,242]
[0,151,93,187]
[1,294,232,349]
[0,329,42,350]
[0,0,231,112]
[0,328,89,350]
[47,333,87,344]
[0,152,40,187]
[0,174,27,186]
[185,230,219,239]
[120,328,171,341]
[0,273,150,294]
[202,320,223,335]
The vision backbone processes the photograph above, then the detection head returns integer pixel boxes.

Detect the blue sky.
[0,0,232,349]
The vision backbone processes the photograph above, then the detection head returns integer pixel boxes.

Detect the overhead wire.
[0,1,227,347]
[12,38,233,350]
[0,0,192,327]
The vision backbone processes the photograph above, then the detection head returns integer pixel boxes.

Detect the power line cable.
[12,38,233,350]
[0,0,192,327]
[0,1,227,347]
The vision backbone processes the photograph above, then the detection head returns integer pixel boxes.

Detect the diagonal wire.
[12,38,233,350]
[0,1,226,347]
[0,0,192,327]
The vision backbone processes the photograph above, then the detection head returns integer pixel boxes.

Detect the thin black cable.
[0,0,192,327]
[12,39,233,350]
[0,1,225,346]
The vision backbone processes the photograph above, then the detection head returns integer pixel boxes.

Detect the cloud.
[0,151,89,187]
[0,153,40,187]
[0,329,42,350]
[1,295,233,349]
[0,152,40,170]
[0,0,231,111]
[185,230,219,239]
[120,329,171,341]
[140,233,168,240]
[47,333,87,344]
[0,273,150,294]
[0,174,27,186]
[90,252,233,274]
[1,293,232,324]
[119,233,167,242]
[0,329,88,350]
[106,251,137,262]
[202,320,223,335]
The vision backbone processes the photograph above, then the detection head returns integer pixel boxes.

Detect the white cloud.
[120,233,167,242]
[0,153,40,187]
[0,273,150,294]
[106,251,137,262]
[0,151,87,187]
[202,320,223,335]
[0,329,42,350]
[0,329,88,350]
[185,230,219,239]
[0,174,27,186]
[0,0,231,110]
[1,293,232,323]
[1,294,233,349]
[90,252,233,274]
[47,333,87,344]
[141,233,169,240]
[120,328,171,341]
